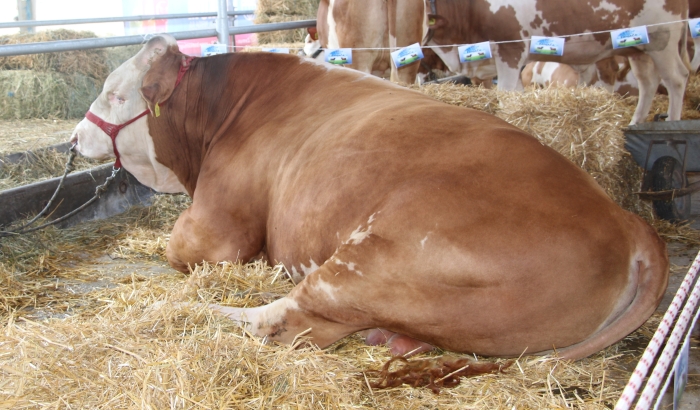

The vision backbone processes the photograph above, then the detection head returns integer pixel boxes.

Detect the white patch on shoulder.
[300,259,320,276]
[332,257,362,276]
[348,225,371,245]
[368,212,379,224]
[421,236,428,249]
[313,277,338,301]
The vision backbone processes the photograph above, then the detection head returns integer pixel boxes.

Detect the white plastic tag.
[530,36,565,56]
[689,18,700,38]
[201,44,227,57]
[611,26,650,49]
[262,47,290,54]
[458,41,492,63]
[391,43,424,68]
[325,49,353,65]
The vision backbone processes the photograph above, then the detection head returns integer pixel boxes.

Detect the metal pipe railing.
[217,0,231,47]
[0,20,316,57]
[0,11,255,30]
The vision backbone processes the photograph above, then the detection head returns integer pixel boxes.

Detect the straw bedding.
[1,68,699,407]
[0,195,671,408]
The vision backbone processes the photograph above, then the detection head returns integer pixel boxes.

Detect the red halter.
[85,56,195,169]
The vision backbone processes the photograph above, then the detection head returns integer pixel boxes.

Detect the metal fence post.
[217,0,231,50]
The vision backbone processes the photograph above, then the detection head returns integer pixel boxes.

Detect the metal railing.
[0,4,316,57]
[0,20,316,57]
[0,11,255,30]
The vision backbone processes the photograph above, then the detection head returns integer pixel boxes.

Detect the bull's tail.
[555,215,669,360]
[681,20,692,74]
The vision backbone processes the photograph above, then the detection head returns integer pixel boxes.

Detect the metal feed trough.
[624,119,700,222]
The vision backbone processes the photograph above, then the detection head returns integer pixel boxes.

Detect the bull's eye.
[108,92,126,105]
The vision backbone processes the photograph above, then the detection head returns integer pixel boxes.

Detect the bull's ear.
[133,35,176,71]
[139,52,188,113]
[307,27,318,40]
[427,14,448,30]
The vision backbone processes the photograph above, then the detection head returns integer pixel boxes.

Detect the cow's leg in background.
[575,63,607,90]
[628,53,663,124]
[692,37,700,73]
[387,0,424,84]
[166,204,265,273]
[492,45,527,91]
[637,24,689,123]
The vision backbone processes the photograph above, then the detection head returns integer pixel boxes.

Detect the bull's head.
[69,34,187,193]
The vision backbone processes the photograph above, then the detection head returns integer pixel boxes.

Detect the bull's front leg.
[166,204,265,273]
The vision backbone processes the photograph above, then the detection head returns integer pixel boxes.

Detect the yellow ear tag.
[429,18,436,26]
[155,103,160,117]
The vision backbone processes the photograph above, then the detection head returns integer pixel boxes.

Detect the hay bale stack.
[0,29,110,80]
[255,0,319,44]
[0,70,100,120]
[0,30,111,119]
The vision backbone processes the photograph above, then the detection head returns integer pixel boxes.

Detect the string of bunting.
[203,18,700,68]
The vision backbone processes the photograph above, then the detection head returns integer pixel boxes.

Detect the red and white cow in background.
[522,56,644,97]
[521,61,579,88]
[314,0,428,84]
[426,0,689,124]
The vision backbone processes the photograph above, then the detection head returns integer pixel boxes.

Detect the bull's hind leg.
[205,257,373,348]
[206,292,360,348]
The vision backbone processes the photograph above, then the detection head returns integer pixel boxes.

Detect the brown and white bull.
[315,0,428,84]
[70,35,669,360]
[426,0,689,124]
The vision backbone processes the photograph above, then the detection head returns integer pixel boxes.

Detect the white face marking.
[303,34,322,58]
[70,49,186,194]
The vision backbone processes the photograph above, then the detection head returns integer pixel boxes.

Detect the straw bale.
[241,42,305,54]
[255,0,319,44]
[0,29,110,82]
[257,0,319,17]
[104,45,143,72]
[254,14,311,44]
[0,70,100,120]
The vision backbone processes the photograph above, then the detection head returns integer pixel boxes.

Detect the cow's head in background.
[70,35,187,194]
